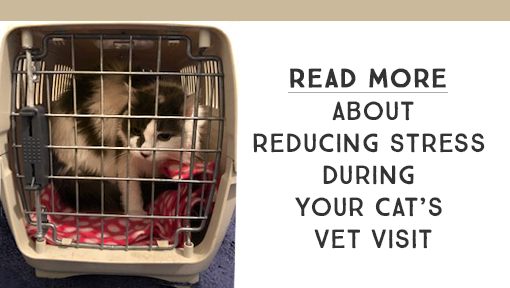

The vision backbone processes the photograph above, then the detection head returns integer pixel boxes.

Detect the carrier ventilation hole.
[51,64,73,102]
[180,60,219,109]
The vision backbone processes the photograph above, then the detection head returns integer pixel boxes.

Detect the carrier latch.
[20,105,50,246]
[20,106,50,191]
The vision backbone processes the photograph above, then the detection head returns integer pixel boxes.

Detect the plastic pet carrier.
[0,22,237,285]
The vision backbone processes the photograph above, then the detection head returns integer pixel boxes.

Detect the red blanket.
[26,161,216,247]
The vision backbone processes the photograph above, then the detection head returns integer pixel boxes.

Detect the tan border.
[1,1,510,20]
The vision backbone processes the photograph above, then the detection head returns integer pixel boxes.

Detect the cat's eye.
[132,127,142,136]
[157,133,173,141]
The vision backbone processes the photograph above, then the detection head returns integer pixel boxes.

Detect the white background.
[232,22,510,287]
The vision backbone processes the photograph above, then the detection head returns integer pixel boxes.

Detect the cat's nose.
[140,151,151,158]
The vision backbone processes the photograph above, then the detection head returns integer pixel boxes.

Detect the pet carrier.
[0,22,236,285]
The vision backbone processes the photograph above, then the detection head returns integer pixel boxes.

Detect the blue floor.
[0,206,235,288]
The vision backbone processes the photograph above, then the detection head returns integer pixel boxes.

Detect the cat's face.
[122,82,195,163]
[128,118,184,162]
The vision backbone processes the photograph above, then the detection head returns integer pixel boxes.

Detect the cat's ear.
[124,83,140,105]
[125,83,141,109]
[124,82,138,91]
[185,93,198,117]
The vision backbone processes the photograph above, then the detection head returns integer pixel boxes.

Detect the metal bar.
[200,61,215,217]
[33,34,221,63]
[25,51,34,107]
[51,242,193,250]
[125,35,133,251]
[27,219,58,243]
[40,61,46,104]
[17,174,216,183]
[175,75,187,229]
[46,70,55,213]
[15,59,22,109]
[186,60,202,245]
[71,35,80,247]
[20,59,26,108]
[149,37,163,251]
[11,112,224,120]
[34,189,43,239]
[25,211,207,220]
[203,63,225,218]
[14,70,223,77]
[27,215,205,251]
[189,61,225,243]
[13,144,220,152]
[100,35,105,250]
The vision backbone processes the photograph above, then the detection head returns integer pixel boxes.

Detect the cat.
[50,63,205,215]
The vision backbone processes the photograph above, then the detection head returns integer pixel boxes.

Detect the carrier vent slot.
[180,60,219,109]
[51,64,72,102]
[181,65,198,95]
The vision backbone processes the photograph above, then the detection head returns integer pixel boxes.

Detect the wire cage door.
[10,32,225,251]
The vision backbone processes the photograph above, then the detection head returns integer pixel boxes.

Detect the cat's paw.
[128,208,147,215]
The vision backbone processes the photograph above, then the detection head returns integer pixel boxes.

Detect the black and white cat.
[51,64,204,215]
